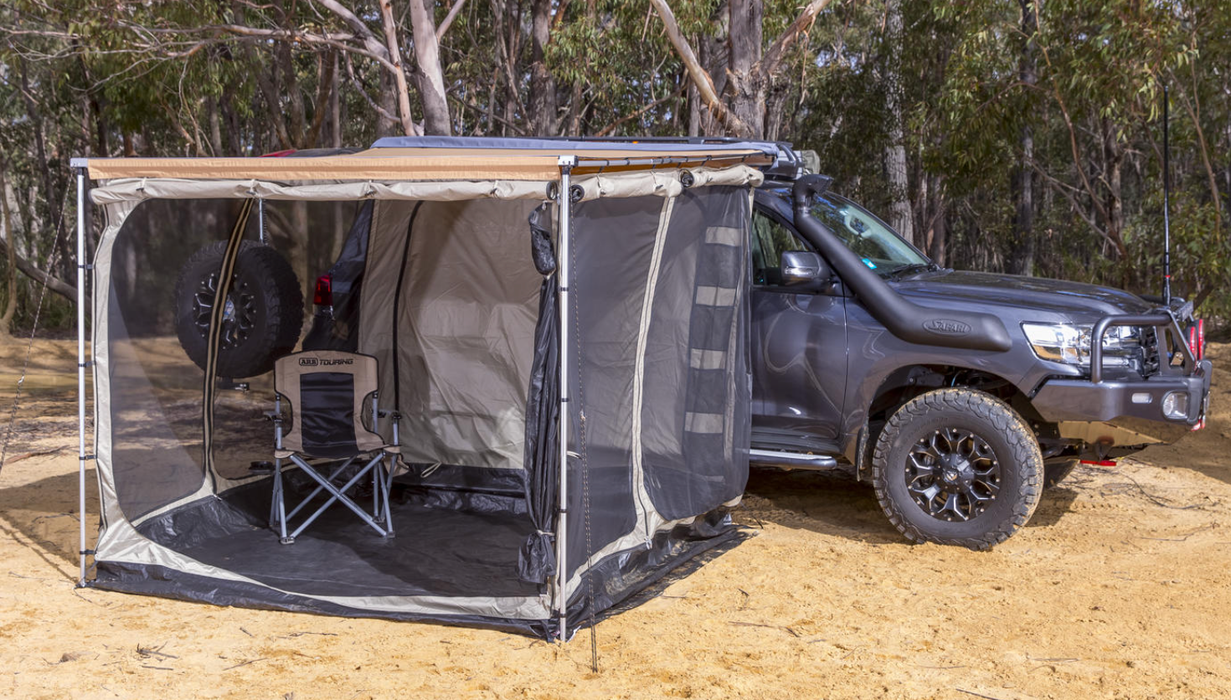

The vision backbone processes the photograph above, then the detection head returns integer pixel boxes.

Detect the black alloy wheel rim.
[905,427,1002,522]
[191,272,258,350]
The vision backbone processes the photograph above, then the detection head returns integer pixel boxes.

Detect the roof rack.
[369,135,805,180]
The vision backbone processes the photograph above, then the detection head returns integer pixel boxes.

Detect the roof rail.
[369,135,805,179]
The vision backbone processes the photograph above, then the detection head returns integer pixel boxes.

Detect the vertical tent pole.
[555,156,576,640]
[75,164,87,587]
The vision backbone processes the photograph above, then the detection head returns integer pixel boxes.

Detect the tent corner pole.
[73,161,88,588]
[554,155,576,641]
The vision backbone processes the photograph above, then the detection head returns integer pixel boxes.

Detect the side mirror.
[780,251,831,288]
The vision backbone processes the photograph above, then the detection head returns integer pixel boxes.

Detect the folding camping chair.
[269,350,400,544]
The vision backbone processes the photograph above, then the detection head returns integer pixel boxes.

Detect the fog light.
[1161,391,1189,420]
[1131,392,1151,404]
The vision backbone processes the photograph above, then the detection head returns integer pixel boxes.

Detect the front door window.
[751,210,809,287]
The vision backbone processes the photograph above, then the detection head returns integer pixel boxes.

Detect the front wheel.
[872,388,1043,550]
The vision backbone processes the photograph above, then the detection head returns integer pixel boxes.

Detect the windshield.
[810,193,929,274]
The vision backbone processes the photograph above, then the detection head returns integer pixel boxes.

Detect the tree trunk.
[377,0,420,136]
[406,0,452,135]
[528,0,558,135]
[377,70,401,138]
[278,40,306,146]
[726,0,764,138]
[0,162,17,337]
[881,0,914,246]
[688,81,701,137]
[764,85,790,141]
[1007,0,1038,276]
[207,97,224,156]
[928,173,948,267]
[18,60,73,283]
[1104,119,1126,259]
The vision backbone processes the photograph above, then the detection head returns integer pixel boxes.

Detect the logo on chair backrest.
[300,356,354,367]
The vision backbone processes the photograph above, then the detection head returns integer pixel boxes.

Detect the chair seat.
[274,443,395,460]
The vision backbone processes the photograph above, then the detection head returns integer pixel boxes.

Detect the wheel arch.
[849,363,1048,478]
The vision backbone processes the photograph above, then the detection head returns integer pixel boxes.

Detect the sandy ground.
[0,339,1229,699]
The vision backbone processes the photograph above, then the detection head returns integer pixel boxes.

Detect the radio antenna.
[1162,82,1172,306]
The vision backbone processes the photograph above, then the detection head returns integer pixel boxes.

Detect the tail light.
[1080,459,1117,467]
[313,274,333,307]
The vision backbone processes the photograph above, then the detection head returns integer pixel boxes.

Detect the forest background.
[1,0,1227,334]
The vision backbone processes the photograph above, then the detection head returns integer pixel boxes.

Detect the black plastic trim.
[791,176,1012,353]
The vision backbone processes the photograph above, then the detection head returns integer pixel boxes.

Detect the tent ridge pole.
[554,155,576,641]
[75,165,88,587]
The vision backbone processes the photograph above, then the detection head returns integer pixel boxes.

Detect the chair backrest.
[275,350,385,458]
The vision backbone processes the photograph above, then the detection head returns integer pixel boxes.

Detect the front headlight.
[1022,322,1142,367]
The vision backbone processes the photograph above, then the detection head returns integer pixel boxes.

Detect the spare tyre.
[174,241,304,378]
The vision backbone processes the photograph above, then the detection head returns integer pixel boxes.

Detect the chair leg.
[268,461,279,528]
[286,454,388,540]
[273,458,291,544]
[283,457,357,523]
[383,453,395,537]
[372,462,382,523]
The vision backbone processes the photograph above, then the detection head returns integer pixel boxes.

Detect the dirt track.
[0,340,1229,699]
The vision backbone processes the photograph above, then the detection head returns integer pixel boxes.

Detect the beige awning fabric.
[89,178,553,204]
[83,147,773,182]
[87,166,764,205]
[86,154,561,182]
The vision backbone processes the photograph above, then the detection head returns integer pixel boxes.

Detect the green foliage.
[0,0,1228,333]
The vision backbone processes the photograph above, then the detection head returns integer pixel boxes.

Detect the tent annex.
[72,137,771,639]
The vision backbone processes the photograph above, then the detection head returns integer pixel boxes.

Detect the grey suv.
[749,166,1211,549]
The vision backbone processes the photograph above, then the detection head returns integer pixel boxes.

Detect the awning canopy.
[81,143,777,182]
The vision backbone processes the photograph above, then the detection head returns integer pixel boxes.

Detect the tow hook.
[1080,438,1117,467]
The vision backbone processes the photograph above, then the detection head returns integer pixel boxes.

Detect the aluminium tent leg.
[75,167,88,588]
[554,157,577,641]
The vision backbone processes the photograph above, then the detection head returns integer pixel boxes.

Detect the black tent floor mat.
[138,484,541,600]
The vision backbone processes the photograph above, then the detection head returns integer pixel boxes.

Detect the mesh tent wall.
[75,142,766,639]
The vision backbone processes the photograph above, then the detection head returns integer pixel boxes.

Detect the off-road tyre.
[174,241,303,378]
[872,388,1043,551]
[1043,458,1079,489]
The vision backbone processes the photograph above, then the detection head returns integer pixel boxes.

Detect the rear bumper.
[1031,359,1212,444]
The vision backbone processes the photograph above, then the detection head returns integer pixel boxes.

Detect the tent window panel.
[565,196,663,576]
[107,200,243,521]
[642,188,751,521]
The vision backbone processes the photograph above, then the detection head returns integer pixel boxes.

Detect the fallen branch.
[6,445,71,464]
[728,620,800,637]
[0,234,75,303]
[955,689,1005,700]
[136,642,177,660]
